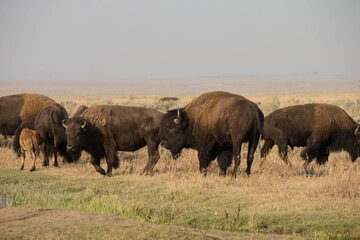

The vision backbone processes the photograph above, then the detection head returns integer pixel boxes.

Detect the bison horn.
[81,121,87,129]
[174,107,182,124]
[355,125,360,136]
[62,119,67,129]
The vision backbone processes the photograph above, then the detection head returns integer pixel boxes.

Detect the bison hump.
[82,106,108,127]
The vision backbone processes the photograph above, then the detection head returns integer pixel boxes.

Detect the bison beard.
[159,91,264,177]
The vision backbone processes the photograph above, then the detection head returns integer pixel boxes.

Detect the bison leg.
[53,150,59,167]
[20,149,25,170]
[198,149,215,177]
[316,150,329,165]
[217,150,232,176]
[300,138,319,165]
[30,149,36,172]
[142,143,160,175]
[42,142,51,167]
[104,140,120,177]
[246,134,260,175]
[105,152,120,177]
[90,155,106,175]
[232,143,242,178]
[260,139,274,159]
[276,141,291,166]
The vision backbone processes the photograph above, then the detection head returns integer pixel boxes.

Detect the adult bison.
[260,103,360,166]
[159,91,264,177]
[35,104,75,167]
[0,93,58,156]
[62,105,163,176]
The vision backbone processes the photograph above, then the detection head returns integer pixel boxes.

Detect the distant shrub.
[60,101,79,116]
[261,96,281,115]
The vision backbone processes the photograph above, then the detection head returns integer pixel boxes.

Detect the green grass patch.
[0,168,359,239]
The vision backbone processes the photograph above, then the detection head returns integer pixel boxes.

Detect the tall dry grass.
[1,91,360,239]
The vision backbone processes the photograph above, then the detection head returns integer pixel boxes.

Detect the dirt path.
[0,207,302,240]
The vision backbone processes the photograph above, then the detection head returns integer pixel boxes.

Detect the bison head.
[159,108,189,159]
[62,117,87,158]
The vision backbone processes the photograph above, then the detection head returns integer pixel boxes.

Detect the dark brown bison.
[62,105,163,176]
[35,104,75,167]
[72,105,88,117]
[159,91,264,177]
[260,103,360,166]
[19,128,42,171]
[0,93,58,156]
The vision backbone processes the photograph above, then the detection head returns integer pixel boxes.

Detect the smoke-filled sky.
[1,0,360,82]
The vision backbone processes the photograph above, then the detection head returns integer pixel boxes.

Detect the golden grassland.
[0,91,360,239]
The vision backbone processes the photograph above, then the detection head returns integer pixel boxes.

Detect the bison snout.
[67,146,76,151]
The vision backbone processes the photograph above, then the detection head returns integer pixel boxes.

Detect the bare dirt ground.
[0,207,304,240]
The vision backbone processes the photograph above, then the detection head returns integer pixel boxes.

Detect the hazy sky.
[1,0,360,82]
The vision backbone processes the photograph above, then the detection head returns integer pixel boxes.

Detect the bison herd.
[0,92,359,177]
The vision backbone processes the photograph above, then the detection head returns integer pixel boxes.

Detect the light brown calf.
[19,128,41,171]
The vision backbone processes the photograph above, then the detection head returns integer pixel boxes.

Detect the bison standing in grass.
[0,93,58,156]
[260,103,360,166]
[62,105,163,176]
[35,104,75,167]
[19,128,42,171]
[159,91,264,177]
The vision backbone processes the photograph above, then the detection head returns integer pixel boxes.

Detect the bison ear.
[174,107,182,125]
[62,119,67,129]
[81,121,87,131]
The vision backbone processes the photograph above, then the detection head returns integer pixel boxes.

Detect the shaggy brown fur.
[63,105,163,176]
[159,91,264,177]
[19,128,41,171]
[0,93,57,156]
[261,103,360,165]
[81,105,109,126]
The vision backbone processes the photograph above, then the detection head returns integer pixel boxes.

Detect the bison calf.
[19,128,42,171]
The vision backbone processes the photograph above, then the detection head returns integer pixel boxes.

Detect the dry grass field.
[1,90,360,239]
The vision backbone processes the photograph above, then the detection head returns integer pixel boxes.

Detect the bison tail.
[255,110,264,137]
[12,131,21,157]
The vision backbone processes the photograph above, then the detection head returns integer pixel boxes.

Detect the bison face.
[159,108,189,159]
[62,119,87,157]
